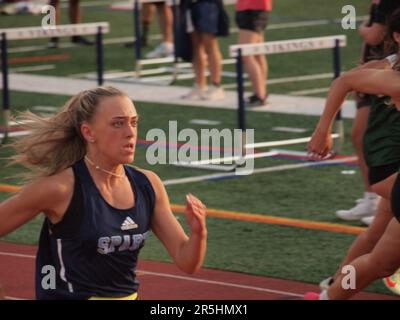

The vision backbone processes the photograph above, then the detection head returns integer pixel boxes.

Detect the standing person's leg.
[254,9,269,101]
[50,0,61,24]
[201,32,224,100]
[146,3,174,58]
[124,3,155,48]
[325,217,400,300]
[158,3,173,44]
[69,0,80,24]
[255,32,268,98]
[182,31,207,99]
[238,29,266,104]
[69,0,93,45]
[142,3,155,47]
[48,0,61,48]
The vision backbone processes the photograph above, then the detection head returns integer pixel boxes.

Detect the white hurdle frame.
[173,35,346,172]
[0,22,110,143]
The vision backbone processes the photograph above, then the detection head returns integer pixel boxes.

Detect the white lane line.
[271,127,307,133]
[0,252,35,259]
[139,270,303,297]
[0,250,302,298]
[0,131,32,138]
[189,119,221,126]
[289,87,330,96]
[5,296,28,300]
[9,65,55,73]
[163,156,358,186]
[222,73,333,89]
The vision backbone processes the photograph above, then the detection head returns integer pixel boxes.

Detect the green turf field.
[0,1,394,295]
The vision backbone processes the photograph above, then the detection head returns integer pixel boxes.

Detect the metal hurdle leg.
[96,26,104,86]
[236,48,247,168]
[333,38,344,154]
[1,32,9,145]
[171,0,179,84]
[133,0,142,77]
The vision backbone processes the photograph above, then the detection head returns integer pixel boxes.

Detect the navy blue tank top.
[35,159,155,300]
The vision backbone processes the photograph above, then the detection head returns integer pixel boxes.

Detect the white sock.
[319,290,330,300]
[364,192,377,200]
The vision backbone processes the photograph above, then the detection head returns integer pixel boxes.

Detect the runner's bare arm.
[0,177,70,237]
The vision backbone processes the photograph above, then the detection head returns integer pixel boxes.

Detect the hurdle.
[0,22,109,143]
[231,35,346,153]
[173,35,346,172]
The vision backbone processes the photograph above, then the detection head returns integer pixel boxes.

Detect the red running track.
[0,241,397,300]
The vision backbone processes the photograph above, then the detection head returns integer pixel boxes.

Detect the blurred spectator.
[179,0,229,101]
[236,0,272,107]
[48,0,94,49]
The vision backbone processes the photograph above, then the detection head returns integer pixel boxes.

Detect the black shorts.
[191,1,219,34]
[355,92,377,109]
[391,173,400,223]
[368,161,400,186]
[235,10,269,33]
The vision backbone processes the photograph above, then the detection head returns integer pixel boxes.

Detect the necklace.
[84,156,125,178]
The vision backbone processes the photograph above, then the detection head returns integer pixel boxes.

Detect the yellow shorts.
[89,292,138,300]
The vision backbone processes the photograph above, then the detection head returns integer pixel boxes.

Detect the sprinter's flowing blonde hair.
[12,86,128,179]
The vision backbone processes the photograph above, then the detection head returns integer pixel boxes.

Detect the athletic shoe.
[71,36,94,46]
[202,85,225,101]
[304,292,320,300]
[319,276,334,291]
[361,216,375,226]
[335,196,379,221]
[146,42,174,59]
[383,268,400,295]
[181,85,205,100]
[245,94,268,107]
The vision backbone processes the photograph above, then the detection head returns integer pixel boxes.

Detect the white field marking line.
[190,119,221,126]
[9,64,55,73]
[163,156,358,186]
[138,270,303,298]
[31,106,58,112]
[270,149,309,157]
[222,73,333,89]
[0,131,32,138]
[70,69,123,78]
[267,15,368,31]
[245,133,338,149]
[82,67,170,80]
[289,87,330,96]
[0,250,302,298]
[271,127,307,133]
[5,296,28,300]
[174,151,278,166]
[9,119,34,126]
[173,163,237,172]
[0,252,35,259]
[61,0,111,8]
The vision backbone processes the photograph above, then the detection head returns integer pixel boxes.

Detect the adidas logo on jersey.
[121,217,138,230]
